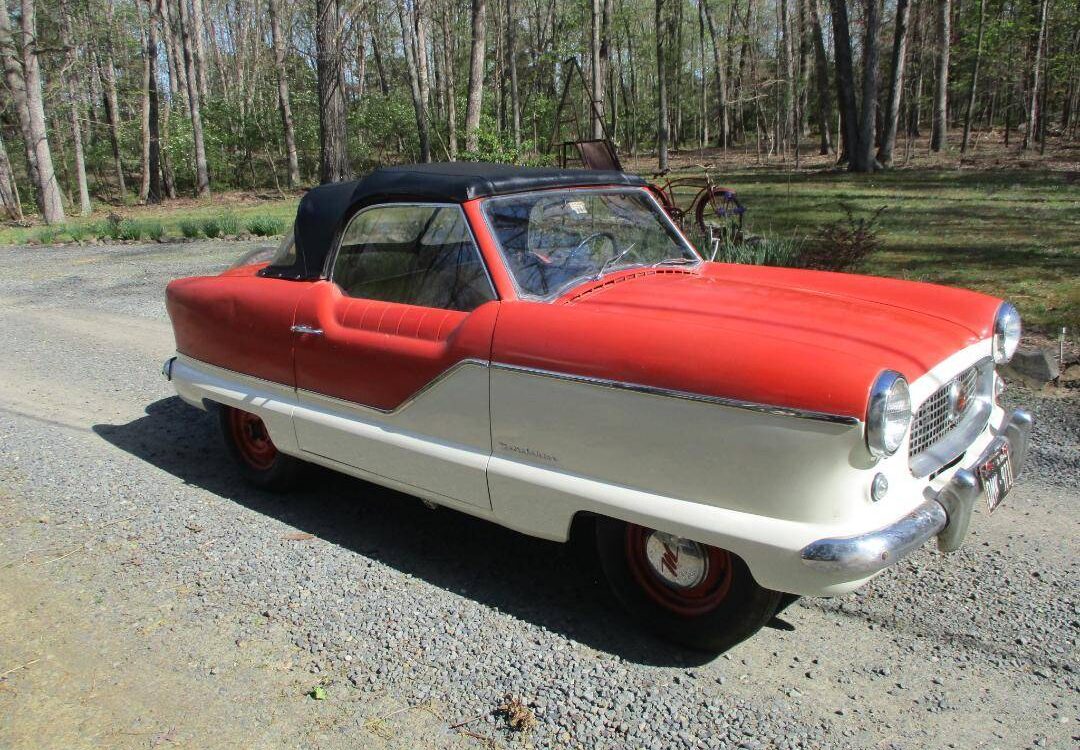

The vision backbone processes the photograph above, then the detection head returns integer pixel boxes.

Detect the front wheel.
[219,405,305,491]
[595,517,782,652]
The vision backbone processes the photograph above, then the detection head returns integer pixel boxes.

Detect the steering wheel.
[567,232,617,264]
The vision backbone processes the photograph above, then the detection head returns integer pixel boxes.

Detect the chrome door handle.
[290,324,323,336]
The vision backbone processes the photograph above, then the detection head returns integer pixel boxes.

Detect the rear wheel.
[595,517,782,652]
[219,405,304,491]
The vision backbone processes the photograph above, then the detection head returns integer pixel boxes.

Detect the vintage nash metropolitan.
[164,163,1032,651]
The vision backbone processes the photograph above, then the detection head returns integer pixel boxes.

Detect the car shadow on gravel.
[95,396,722,667]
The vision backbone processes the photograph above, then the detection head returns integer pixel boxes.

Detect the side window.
[331,205,496,312]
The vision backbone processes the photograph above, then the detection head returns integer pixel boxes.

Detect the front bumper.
[799,408,1033,575]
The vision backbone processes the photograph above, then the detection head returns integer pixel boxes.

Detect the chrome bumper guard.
[162,356,177,381]
[800,409,1033,576]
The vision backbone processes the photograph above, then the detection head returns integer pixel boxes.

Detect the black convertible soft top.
[262,162,645,280]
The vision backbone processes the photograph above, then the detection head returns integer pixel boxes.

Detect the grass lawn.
[0,195,299,246]
[713,168,1079,333]
[3,166,1077,332]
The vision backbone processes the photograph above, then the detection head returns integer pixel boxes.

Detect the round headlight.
[866,371,912,458]
[993,302,1021,364]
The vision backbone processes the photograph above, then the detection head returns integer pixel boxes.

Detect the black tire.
[595,516,783,652]
[218,405,305,491]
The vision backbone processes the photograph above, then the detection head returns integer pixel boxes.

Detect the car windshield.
[482,188,699,299]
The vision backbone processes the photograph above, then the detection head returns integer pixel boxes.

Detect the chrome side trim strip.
[489,362,860,425]
[174,352,858,425]
[297,358,490,415]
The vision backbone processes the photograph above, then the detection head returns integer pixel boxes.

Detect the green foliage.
[143,221,166,241]
[65,224,92,242]
[708,234,805,268]
[217,211,240,236]
[179,219,203,239]
[104,213,125,240]
[34,227,60,245]
[246,215,285,237]
[117,219,145,241]
[350,95,419,167]
[308,685,327,701]
[806,204,888,272]
[202,217,222,239]
[458,118,553,166]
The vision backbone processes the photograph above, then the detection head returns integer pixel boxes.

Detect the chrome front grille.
[910,366,980,456]
[908,359,993,478]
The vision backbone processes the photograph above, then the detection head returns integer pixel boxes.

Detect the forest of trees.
[0,0,1076,223]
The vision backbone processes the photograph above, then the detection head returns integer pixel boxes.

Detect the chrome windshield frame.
[478,186,702,303]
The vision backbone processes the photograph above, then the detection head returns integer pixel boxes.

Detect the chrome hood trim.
[490,362,860,425]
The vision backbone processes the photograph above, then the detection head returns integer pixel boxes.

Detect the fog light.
[871,473,889,502]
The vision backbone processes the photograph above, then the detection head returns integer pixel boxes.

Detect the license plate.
[978,440,1014,513]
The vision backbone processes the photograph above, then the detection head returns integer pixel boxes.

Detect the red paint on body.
[291,281,498,411]
[165,191,1003,419]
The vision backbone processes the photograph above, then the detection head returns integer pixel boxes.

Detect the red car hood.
[493,263,1001,420]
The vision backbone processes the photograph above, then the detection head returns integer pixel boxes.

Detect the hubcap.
[228,408,278,471]
[644,531,708,589]
[624,524,735,616]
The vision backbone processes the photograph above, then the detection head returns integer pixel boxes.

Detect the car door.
[291,202,499,509]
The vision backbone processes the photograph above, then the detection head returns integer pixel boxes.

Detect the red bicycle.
[649,166,746,240]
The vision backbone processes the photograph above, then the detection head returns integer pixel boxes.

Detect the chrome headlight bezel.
[866,371,912,458]
[992,302,1021,364]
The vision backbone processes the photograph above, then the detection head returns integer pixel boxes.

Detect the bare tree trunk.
[1022,0,1049,150]
[316,0,349,181]
[960,0,987,153]
[416,0,432,116]
[930,0,951,152]
[177,0,210,195]
[439,2,457,157]
[701,0,728,148]
[853,0,881,172]
[370,19,391,96]
[13,0,65,222]
[878,0,910,165]
[159,0,186,102]
[0,131,21,220]
[828,0,859,166]
[161,96,177,198]
[268,0,300,185]
[465,0,486,151]
[590,0,602,138]
[809,0,832,153]
[397,0,431,162]
[506,0,521,147]
[780,0,794,152]
[60,0,91,215]
[139,25,151,202]
[656,0,668,169]
[190,0,210,101]
[98,55,127,197]
[147,0,162,203]
[0,3,39,195]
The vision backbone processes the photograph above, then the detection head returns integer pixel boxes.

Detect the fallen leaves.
[496,694,538,733]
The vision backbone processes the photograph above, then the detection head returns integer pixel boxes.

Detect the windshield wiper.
[593,243,638,280]
[651,257,699,267]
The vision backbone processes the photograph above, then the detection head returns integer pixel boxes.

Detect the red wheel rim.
[227,408,277,471]
[625,524,734,617]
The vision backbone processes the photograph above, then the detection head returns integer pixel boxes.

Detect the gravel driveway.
[0,239,1076,749]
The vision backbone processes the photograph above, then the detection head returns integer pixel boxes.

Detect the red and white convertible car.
[164,163,1032,651]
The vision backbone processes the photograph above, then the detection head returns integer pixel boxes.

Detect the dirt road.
[0,240,1076,749]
